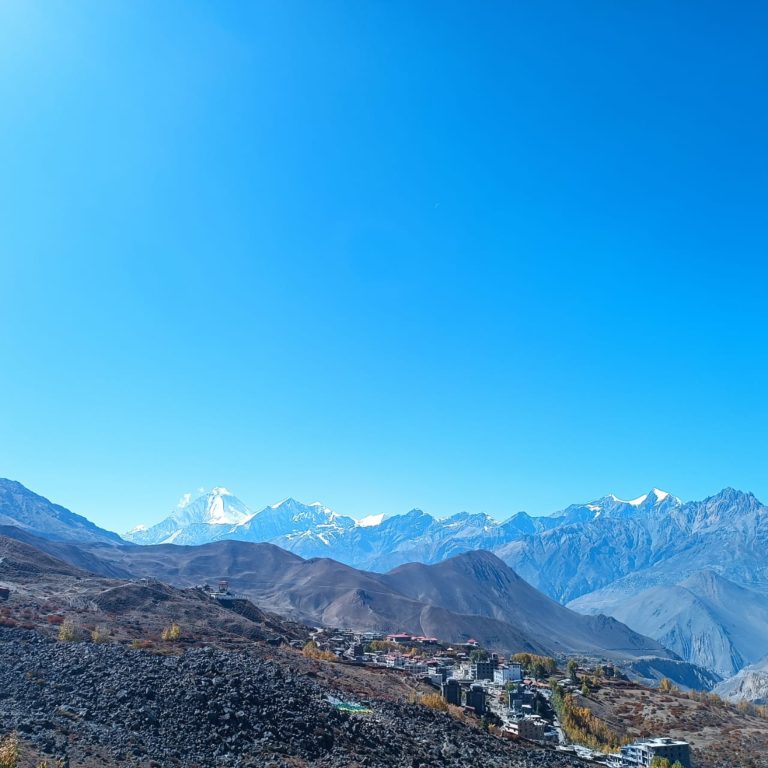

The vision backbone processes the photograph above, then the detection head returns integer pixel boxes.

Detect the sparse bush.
[131,639,154,650]
[0,732,19,768]
[658,677,677,693]
[90,625,110,644]
[46,615,64,625]
[57,618,77,642]
[366,639,400,653]
[421,693,449,712]
[302,640,336,661]
[161,623,181,642]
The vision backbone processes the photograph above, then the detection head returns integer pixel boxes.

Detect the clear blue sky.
[1,1,766,533]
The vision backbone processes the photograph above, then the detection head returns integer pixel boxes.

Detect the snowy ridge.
[124,486,684,555]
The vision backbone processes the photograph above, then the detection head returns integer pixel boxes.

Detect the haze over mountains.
[3,477,767,698]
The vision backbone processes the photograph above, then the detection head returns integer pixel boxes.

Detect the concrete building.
[514,717,548,741]
[441,678,462,706]
[618,738,691,768]
[472,660,494,681]
[465,684,487,715]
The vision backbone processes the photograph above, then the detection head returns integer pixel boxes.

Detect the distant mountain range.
[124,487,688,571]
[119,484,768,691]
[0,522,716,690]
[3,477,768,697]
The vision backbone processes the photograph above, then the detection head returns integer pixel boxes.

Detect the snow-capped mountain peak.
[173,487,253,527]
[123,487,255,545]
[125,524,147,534]
[604,488,674,507]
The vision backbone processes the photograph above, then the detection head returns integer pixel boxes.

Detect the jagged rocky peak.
[266,497,339,520]
[697,487,761,514]
[547,487,682,525]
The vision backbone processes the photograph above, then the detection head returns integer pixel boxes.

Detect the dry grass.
[0,733,19,768]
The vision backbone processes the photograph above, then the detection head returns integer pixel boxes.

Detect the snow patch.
[126,524,147,534]
[607,492,649,506]
[609,489,672,506]
[357,514,385,528]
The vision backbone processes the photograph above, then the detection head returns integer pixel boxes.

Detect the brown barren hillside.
[581,678,768,768]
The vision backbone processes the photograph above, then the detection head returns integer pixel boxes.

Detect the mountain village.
[308,625,692,768]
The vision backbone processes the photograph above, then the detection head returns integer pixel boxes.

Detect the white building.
[493,663,523,684]
[617,738,690,768]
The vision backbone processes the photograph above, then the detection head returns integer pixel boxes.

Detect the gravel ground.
[0,627,584,768]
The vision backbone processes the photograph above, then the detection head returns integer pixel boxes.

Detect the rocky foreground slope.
[0,627,580,768]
